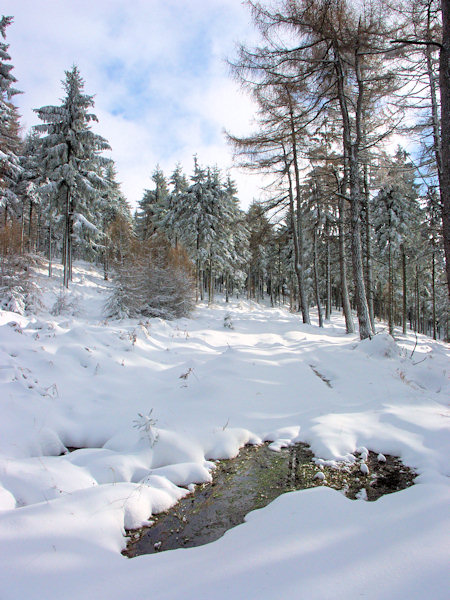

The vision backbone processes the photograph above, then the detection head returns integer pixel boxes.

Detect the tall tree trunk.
[285,90,310,323]
[334,43,372,339]
[48,220,52,278]
[20,201,25,255]
[415,265,420,333]
[63,186,70,288]
[363,163,375,331]
[325,217,331,320]
[388,240,394,336]
[313,222,324,327]
[283,141,310,324]
[402,246,407,335]
[28,200,34,253]
[440,0,450,299]
[195,233,200,302]
[338,197,355,334]
[208,259,214,304]
[432,247,437,339]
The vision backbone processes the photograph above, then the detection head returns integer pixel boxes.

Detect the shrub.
[105,234,195,320]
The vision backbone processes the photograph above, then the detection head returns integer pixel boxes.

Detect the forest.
[0,0,449,341]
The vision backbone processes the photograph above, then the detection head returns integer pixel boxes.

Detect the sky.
[2,0,264,210]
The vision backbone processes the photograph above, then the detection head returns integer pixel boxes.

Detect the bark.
[282,140,310,324]
[432,248,437,339]
[338,196,355,334]
[48,220,52,278]
[286,92,311,324]
[313,221,324,327]
[325,217,331,320]
[415,265,420,332]
[388,238,394,336]
[20,201,25,254]
[440,0,450,299]
[402,246,407,335]
[63,185,71,288]
[363,163,375,331]
[28,200,33,253]
[334,42,372,339]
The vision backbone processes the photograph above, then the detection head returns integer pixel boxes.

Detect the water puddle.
[124,442,415,558]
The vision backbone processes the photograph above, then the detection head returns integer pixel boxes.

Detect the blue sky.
[2,0,262,208]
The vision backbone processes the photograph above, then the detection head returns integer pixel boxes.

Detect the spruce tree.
[0,16,22,226]
[137,166,169,241]
[34,66,111,287]
[372,148,421,335]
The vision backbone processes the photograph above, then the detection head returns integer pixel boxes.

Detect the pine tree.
[0,16,22,227]
[246,202,274,302]
[17,131,42,253]
[34,66,111,287]
[163,163,189,248]
[372,148,421,335]
[96,163,131,279]
[137,166,169,241]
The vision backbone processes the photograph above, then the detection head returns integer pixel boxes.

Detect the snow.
[0,260,449,599]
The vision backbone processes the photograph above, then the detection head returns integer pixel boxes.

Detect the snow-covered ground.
[0,261,448,599]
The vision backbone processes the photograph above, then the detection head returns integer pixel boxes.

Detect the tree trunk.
[338,197,355,333]
[363,164,375,331]
[388,240,394,336]
[313,222,324,327]
[325,217,331,320]
[63,186,70,288]
[432,248,437,339]
[334,43,372,339]
[20,201,25,255]
[285,91,310,323]
[48,220,52,278]
[415,265,420,333]
[402,246,407,335]
[28,200,34,253]
[440,0,450,299]
[283,141,310,324]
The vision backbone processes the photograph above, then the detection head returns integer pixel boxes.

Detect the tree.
[0,16,22,227]
[246,202,274,301]
[137,165,169,241]
[162,163,189,248]
[105,233,195,320]
[440,0,450,299]
[390,0,450,299]
[34,66,111,287]
[99,163,131,279]
[17,131,42,253]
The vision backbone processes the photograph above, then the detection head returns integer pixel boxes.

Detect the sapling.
[133,409,159,447]
[223,314,233,329]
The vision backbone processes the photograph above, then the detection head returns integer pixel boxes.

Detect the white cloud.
[3,0,263,209]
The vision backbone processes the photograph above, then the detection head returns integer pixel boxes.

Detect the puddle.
[124,443,415,557]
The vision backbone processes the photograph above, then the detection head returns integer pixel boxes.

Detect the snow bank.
[0,261,448,599]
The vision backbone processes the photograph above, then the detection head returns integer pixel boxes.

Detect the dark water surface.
[125,443,415,557]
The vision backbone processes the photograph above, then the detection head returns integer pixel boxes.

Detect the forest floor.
[0,261,448,599]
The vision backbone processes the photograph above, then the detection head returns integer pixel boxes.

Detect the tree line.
[227,0,449,339]
[0,4,448,339]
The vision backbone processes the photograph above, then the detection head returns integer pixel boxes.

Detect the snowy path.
[0,262,448,599]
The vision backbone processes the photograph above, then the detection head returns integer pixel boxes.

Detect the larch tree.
[390,0,450,300]
[231,0,401,338]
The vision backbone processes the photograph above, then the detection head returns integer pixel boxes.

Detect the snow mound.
[357,332,402,358]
